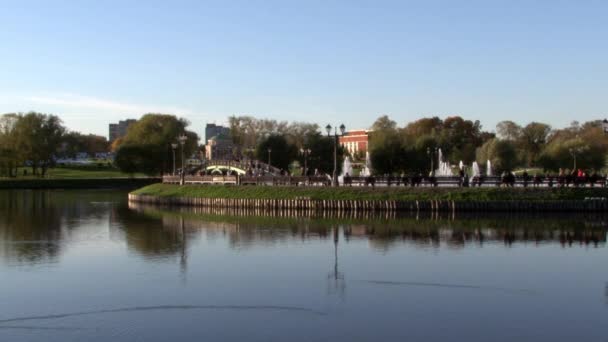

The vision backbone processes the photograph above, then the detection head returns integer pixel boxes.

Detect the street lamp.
[178,134,188,185]
[326,123,346,186]
[267,148,272,172]
[300,148,311,176]
[569,147,584,171]
[426,147,438,176]
[171,142,178,175]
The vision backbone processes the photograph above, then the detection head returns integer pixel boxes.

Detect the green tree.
[496,121,522,141]
[115,114,198,175]
[0,114,20,177]
[301,133,345,176]
[255,134,297,172]
[519,122,551,167]
[12,112,65,176]
[476,138,518,173]
[114,144,164,175]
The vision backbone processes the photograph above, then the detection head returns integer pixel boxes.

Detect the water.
[361,152,371,176]
[1,190,607,341]
[338,157,353,184]
[435,148,452,176]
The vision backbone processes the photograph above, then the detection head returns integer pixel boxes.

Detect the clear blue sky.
[1,0,607,139]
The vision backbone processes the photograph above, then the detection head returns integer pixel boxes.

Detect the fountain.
[472,161,480,177]
[361,152,372,177]
[338,157,353,185]
[434,148,452,176]
[486,160,493,176]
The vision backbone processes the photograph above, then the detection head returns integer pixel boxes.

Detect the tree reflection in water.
[1,190,606,270]
[0,190,121,265]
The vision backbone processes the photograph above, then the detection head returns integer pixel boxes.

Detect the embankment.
[129,183,608,212]
[0,178,160,190]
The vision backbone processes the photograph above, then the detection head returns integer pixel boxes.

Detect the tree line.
[3,111,606,178]
[0,112,109,177]
[370,115,608,175]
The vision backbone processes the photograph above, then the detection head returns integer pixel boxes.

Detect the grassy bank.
[7,165,147,179]
[0,178,160,189]
[132,183,608,202]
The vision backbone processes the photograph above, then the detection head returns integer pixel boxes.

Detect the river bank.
[129,184,608,212]
[0,177,160,189]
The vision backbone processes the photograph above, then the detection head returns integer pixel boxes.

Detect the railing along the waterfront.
[162,174,608,188]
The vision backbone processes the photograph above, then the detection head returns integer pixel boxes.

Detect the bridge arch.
[205,165,246,175]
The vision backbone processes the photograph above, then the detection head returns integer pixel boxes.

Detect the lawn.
[2,166,149,179]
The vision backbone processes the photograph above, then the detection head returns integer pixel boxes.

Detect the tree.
[12,112,65,176]
[115,114,198,175]
[114,144,164,176]
[496,121,522,141]
[476,138,518,173]
[519,122,551,166]
[536,120,608,172]
[300,133,345,176]
[371,115,397,131]
[60,132,109,158]
[402,117,443,137]
[0,114,20,177]
[437,116,484,163]
[255,134,297,171]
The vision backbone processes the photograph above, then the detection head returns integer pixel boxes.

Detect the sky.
[1,0,607,139]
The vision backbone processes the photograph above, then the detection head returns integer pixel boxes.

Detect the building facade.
[339,130,370,156]
[205,123,230,142]
[109,119,137,143]
[205,135,234,160]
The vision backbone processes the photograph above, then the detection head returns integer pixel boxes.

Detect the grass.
[132,183,608,201]
[2,166,148,179]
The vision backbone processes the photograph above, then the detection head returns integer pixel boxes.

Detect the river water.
[0,190,606,341]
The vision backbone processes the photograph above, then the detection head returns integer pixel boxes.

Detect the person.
[557,168,565,187]
[501,171,509,187]
[522,170,529,188]
[533,173,542,187]
[344,172,352,186]
[571,169,578,187]
[458,168,465,187]
[401,172,409,187]
[462,172,469,187]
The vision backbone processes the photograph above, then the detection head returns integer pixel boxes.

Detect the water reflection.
[1,190,607,267]
[0,190,119,265]
[1,190,608,341]
[126,203,608,252]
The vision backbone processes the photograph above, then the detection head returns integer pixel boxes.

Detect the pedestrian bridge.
[201,160,282,176]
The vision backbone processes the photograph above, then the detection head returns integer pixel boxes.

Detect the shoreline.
[0,178,160,190]
[129,184,608,212]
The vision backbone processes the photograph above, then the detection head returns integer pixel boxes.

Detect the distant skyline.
[1,0,607,139]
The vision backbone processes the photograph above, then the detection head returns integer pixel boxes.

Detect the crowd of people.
[498,169,606,188]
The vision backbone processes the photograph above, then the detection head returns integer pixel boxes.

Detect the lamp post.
[178,134,188,185]
[171,143,178,175]
[300,148,311,176]
[569,147,584,171]
[326,123,346,187]
[267,148,272,172]
[426,147,438,176]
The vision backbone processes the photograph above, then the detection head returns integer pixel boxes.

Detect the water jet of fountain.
[338,157,353,185]
[361,152,372,177]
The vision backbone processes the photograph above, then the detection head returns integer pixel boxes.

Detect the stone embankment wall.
[128,194,608,212]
